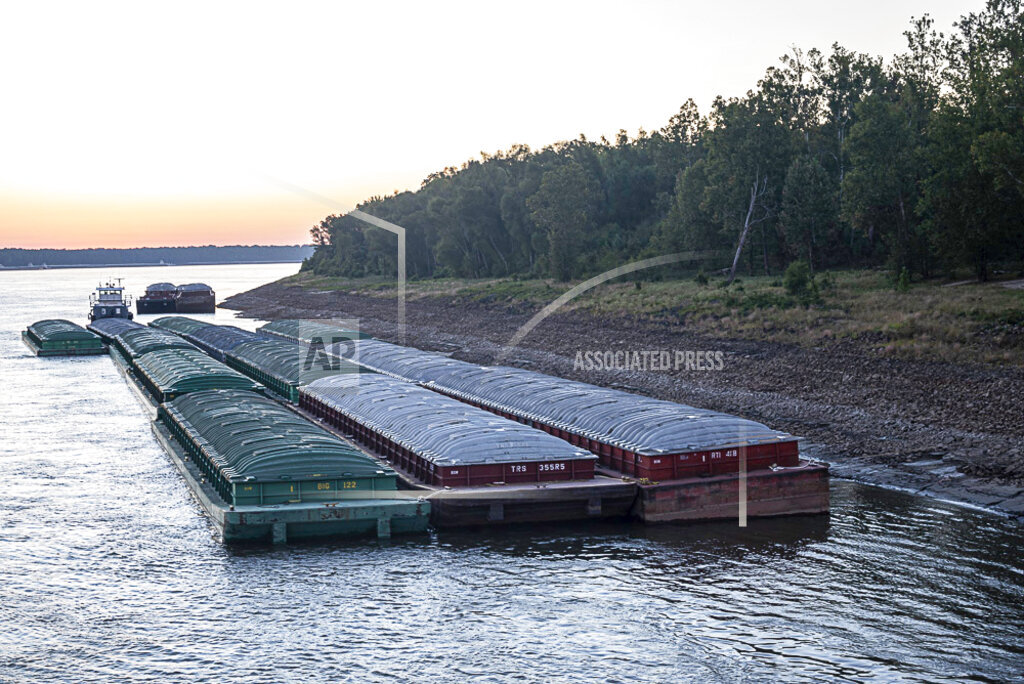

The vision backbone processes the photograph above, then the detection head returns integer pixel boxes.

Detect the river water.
[1,264,1022,682]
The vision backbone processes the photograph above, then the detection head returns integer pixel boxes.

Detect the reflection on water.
[1,265,1023,682]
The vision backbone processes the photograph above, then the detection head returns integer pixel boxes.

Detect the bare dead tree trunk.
[727,181,760,285]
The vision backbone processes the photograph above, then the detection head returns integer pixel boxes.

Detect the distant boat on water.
[135,282,216,314]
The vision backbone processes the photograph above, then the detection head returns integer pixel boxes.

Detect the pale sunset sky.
[0,1,982,249]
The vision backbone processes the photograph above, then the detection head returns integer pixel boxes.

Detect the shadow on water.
[222,513,830,566]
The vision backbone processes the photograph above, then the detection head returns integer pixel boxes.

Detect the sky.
[0,0,985,249]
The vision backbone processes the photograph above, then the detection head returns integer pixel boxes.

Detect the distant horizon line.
[1,243,315,251]
[0,259,308,271]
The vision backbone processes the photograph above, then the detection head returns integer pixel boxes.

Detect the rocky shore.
[223,279,1024,522]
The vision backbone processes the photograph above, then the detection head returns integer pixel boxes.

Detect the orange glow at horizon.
[0,182,395,249]
[1,194,322,249]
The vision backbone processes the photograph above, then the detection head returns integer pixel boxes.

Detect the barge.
[299,374,636,526]
[132,348,265,402]
[22,319,106,356]
[155,390,429,542]
[136,282,177,314]
[173,283,216,313]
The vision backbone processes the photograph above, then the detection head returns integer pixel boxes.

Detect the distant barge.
[136,283,216,315]
[135,282,176,314]
[22,319,106,356]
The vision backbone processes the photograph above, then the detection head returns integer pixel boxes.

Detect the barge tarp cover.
[87,317,144,340]
[149,316,215,336]
[302,374,596,467]
[258,319,372,343]
[227,338,362,401]
[334,339,797,456]
[114,327,197,358]
[182,325,262,359]
[134,348,263,398]
[159,389,396,504]
[26,319,104,347]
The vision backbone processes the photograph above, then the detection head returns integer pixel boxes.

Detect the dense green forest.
[0,245,314,268]
[306,1,1023,283]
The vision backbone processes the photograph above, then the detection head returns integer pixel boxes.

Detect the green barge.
[22,319,106,356]
[104,339,430,543]
[155,390,429,542]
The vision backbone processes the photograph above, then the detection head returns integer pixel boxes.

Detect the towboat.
[89,280,133,321]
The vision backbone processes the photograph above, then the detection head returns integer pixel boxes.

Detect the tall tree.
[781,155,835,269]
[526,162,602,281]
[921,0,1024,279]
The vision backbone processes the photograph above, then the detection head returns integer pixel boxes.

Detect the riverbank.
[223,272,1024,521]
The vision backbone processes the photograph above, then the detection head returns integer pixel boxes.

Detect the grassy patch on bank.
[280,270,1024,365]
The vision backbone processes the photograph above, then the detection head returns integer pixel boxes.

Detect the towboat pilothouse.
[89,280,134,321]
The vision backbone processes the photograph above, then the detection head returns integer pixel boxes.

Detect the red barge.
[296,334,830,526]
[298,374,638,526]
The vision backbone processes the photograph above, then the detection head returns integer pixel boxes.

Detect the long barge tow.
[49,314,828,541]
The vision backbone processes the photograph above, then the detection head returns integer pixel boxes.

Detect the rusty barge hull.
[633,464,830,523]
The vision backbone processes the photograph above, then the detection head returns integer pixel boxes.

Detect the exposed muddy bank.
[223,280,1024,521]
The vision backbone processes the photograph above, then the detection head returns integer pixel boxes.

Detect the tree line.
[305,0,1023,283]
